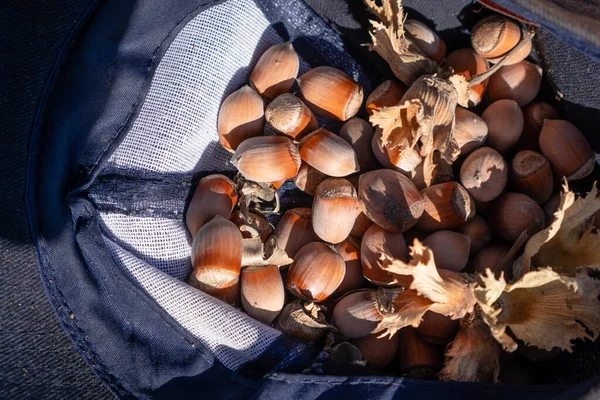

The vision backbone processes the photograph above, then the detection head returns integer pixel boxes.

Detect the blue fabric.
[26,0,600,398]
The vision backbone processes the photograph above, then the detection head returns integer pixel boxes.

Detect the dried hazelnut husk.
[444,48,488,106]
[439,313,500,383]
[481,99,524,154]
[487,60,542,107]
[396,327,442,380]
[299,128,360,177]
[297,66,363,121]
[488,192,545,242]
[460,147,508,202]
[293,162,328,196]
[417,311,459,345]
[249,42,299,100]
[517,101,558,151]
[312,178,360,244]
[265,93,317,141]
[361,224,409,287]
[229,210,271,242]
[217,85,265,152]
[422,230,470,272]
[189,216,242,300]
[241,265,285,324]
[186,174,238,236]
[273,208,319,259]
[471,16,521,59]
[274,300,335,340]
[404,19,446,63]
[417,182,475,232]
[458,215,492,255]
[473,244,511,280]
[511,150,554,204]
[231,136,301,183]
[539,119,595,181]
[340,118,379,171]
[543,192,561,225]
[365,80,405,115]
[286,242,345,302]
[371,128,421,172]
[333,237,367,297]
[358,169,424,233]
[353,333,399,369]
[454,107,488,156]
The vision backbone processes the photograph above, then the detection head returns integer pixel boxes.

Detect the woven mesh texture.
[100,0,300,371]
[104,237,281,370]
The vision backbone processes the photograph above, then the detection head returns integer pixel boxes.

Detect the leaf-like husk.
[380,240,476,319]
[363,0,439,85]
[373,287,433,338]
[439,312,501,383]
[474,268,600,352]
[517,181,600,278]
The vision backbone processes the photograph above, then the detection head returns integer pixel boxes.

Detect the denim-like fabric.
[22,0,600,399]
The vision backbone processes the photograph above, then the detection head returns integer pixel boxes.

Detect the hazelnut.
[417,311,459,345]
[231,136,301,183]
[265,93,318,141]
[539,119,595,181]
[241,265,285,324]
[458,215,492,255]
[460,147,508,202]
[517,101,559,151]
[471,16,521,59]
[293,162,328,195]
[217,85,265,152]
[358,169,424,233]
[361,224,409,287]
[365,80,405,115]
[353,333,399,369]
[186,174,238,236]
[422,230,471,272]
[511,150,554,203]
[340,117,379,171]
[454,107,488,156]
[404,19,446,63]
[297,66,363,121]
[299,128,360,177]
[472,244,512,280]
[417,182,475,232]
[333,237,367,297]
[249,42,299,99]
[488,192,545,242]
[481,99,524,155]
[487,60,542,107]
[312,178,360,244]
[273,208,319,259]
[444,48,489,106]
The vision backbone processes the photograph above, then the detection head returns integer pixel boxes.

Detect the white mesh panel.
[108,0,280,173]
[104,238,281,370]
[100,213,192,280]
[101,0,294,371]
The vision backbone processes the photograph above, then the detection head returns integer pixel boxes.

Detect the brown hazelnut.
[340,117,379,171]
[539,119,595,181]
[241,265,285,324]
[458,215,492,255]
[293,162,328,195]
[217,85,265,152]
[312,178,360,244]
[471,16,521,59]
[231,136,301,183]
[265,93,318,141]
[487,61,542,107]
[297,66,363,121]
[422,230,471,272]
[333,237,367,296]
[353,333,399,368]
[481,99,524,154]
[472,244,512,280]
[273,208,319,259]
[286,242,345,302]
[365,80,405,115]
[511,150,554,203]
[249,42,299,99]
[299,128,360,177]
[454,107,488,156]
[417,182,475,232]
[358,169,424,233]
[416,311,459,345]
[186,174,238,236]
[361,224,408,287]
[396,327,442,380]
[488,192,545,242]
[517,101,559,151]
[444,48,489,106]
[460,147,508,202]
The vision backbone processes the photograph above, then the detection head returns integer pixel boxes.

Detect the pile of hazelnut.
[184,1,600,383]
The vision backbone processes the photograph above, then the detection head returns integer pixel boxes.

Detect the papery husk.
[439,312,501,383]
[517,181,600,278]
[370,75,461,186]
[234,174,280,217]
[241,235,293,267]
[373,287,433,338]
[363,0,439,85]
[380,240,476,319]
[474,268,600,352]
[275,300,336,340]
